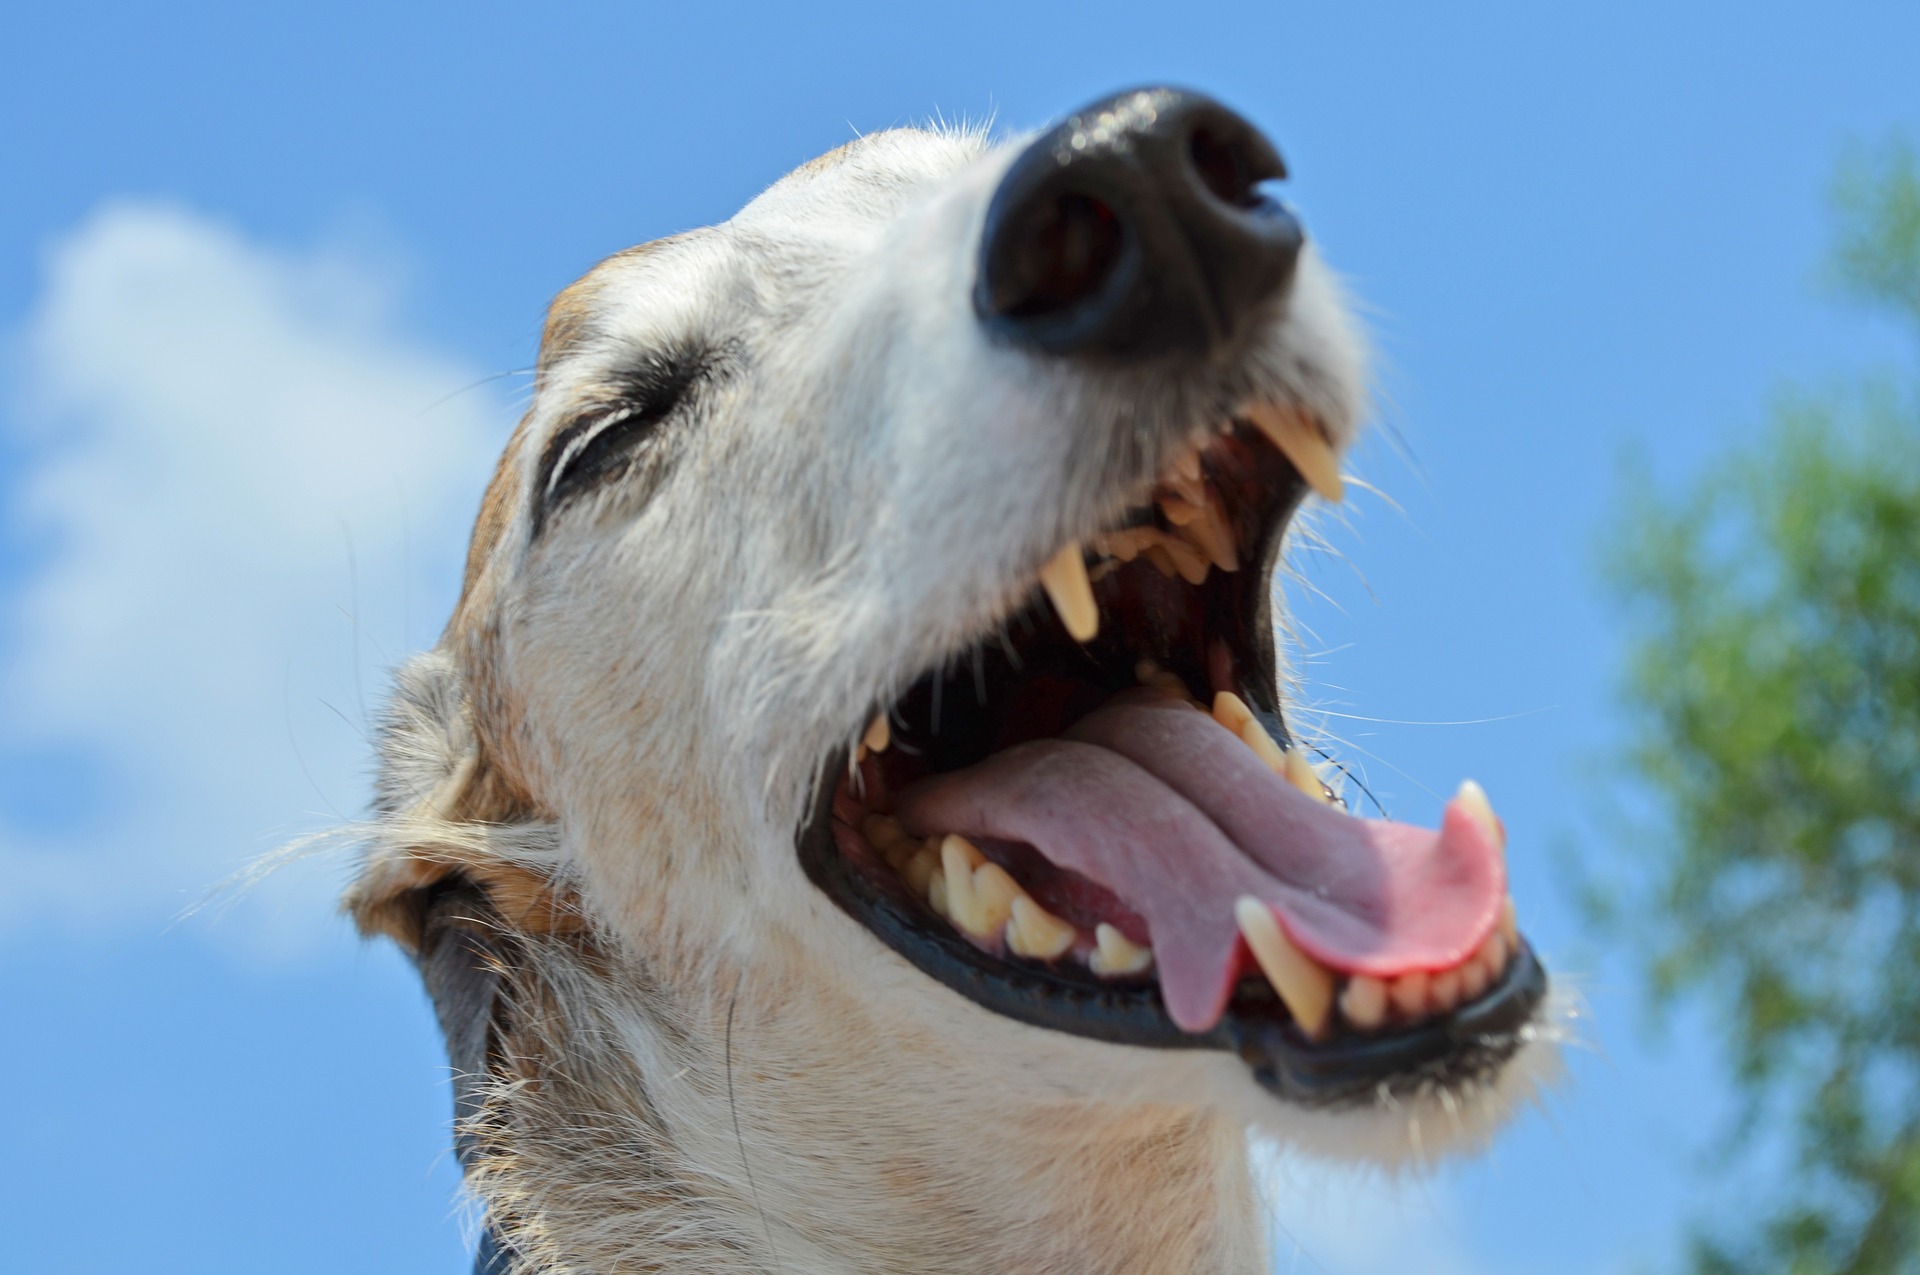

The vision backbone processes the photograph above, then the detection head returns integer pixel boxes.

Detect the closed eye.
[535,345,723,530]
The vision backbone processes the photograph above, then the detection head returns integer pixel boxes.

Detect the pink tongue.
[894,692,1505,1033]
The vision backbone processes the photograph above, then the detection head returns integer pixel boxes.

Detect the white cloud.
[0,202,509,953]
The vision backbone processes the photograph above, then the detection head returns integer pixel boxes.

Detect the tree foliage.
[1603,141,1920,1274]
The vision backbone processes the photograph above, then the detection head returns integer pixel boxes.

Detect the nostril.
[987,191,1126,320]
[976,88,1302,358]
[1187,125,1263,210]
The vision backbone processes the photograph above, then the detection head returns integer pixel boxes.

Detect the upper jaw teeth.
[1037,542,1099,642]
[1241,402,1344,503]
[863,823,1147,975]
[1034,405,1344,644]
[858,406,1528,1039]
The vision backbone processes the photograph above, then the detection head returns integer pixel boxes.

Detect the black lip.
[798,754,1548,1108]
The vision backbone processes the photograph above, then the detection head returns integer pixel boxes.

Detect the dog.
[345,87,1553,1274]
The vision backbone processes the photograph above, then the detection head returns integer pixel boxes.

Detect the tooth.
[1143,543,1180,579]
[1093,528,1144,563]
[863,713,891,756]
[1173,448,1203,483]
[941,835,998,939]
[1158,534,1211,585]
[1039,542,1099,641]
[1458,956,1490,1002]
[1177,496,1239,573]
[1339,975,1388,1031]
[1241,720,1291,776]
[1481,928,1509,976]
[1134,658,1192,699]
[1212,690,1255,736]
[1388,970,1430,1019]
[1235,896,1334,1040]
[970,861,1022,937]
[1159,493,1202,525]
[904,844,939,897]
[928,870,950,918]
[1499,896,1519,946]
[1454,779,1504,850]
[1090,923,1153,976]
[1429,968,1463,1013]
[944,833,984,871]
[1283,748,1329,803]
[1244,403,1344,502]
[1007,896,1076,960]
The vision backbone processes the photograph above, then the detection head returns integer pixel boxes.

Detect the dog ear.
[346,647,577,952]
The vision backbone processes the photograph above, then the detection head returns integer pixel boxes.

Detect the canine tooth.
[1235,896,1335,1040]
[1212,690,1255,736]
[1389,970,1430,1019]
[1090,923,1153,976]
[1238,717,1288,774]
[1244,402,1344,503]
[863,713,891,756]
[1283,748,1329,803]
[1007,896,1076,960]
[1429,968,1463,1013]
[970,862,1022,937]
[1039,542,1099,642]
[1339,975,1389,1031]
[1454,779,1503,851]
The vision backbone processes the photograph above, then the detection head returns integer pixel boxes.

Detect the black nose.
[974,87,1305,360]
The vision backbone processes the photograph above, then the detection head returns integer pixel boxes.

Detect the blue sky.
[2,2,1915,1270]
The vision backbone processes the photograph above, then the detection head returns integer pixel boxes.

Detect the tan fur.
[345,121,1549,1273]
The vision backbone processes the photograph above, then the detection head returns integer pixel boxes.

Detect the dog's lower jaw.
[466,914,1270,1275]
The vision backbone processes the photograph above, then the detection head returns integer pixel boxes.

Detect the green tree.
[1600,140,1920,1275]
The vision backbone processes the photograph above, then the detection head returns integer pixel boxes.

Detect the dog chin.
[1229,1026,1563,1169]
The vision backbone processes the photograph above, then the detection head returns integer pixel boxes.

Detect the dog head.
[351,88,1551,1169]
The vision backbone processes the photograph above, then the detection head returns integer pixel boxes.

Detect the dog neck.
[423,879,1266,1274]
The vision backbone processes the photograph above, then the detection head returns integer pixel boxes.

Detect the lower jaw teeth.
[862,817,1140,978]
[1090,922,1153,976]
[857,807,1519,1033]
[848,696,1521,1033]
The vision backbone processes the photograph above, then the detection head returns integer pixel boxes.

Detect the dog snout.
[973,87,1305,360]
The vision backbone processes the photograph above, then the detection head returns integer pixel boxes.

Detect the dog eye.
[537,354,708,519]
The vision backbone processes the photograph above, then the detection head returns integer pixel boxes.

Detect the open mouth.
[798,403,1546,1106]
